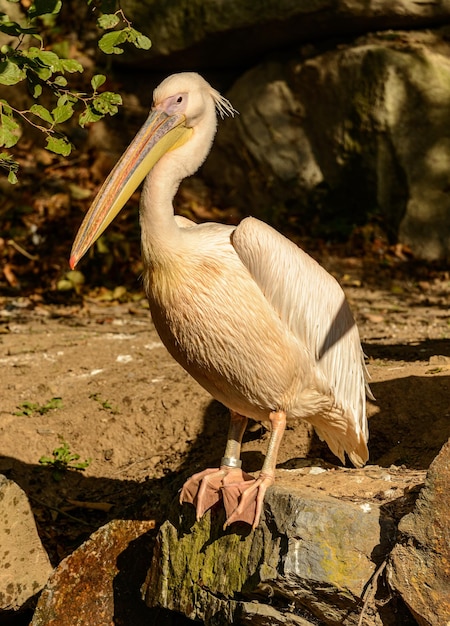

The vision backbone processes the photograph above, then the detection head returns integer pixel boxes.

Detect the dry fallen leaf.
[66,499,114,513]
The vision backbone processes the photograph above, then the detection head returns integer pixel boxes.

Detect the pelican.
[70,72,370,529]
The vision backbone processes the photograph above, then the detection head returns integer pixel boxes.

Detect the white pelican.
[70,72,370,529]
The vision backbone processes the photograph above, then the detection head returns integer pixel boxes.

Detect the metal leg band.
[221,456,242,469]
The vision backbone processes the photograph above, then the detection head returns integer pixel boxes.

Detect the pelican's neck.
[139,157,183,265]
[139,106,218,266]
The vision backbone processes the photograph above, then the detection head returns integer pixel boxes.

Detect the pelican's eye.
[164,92,188,115]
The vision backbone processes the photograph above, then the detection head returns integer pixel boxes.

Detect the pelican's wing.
[174,214,197,229]
[232,217,369,461]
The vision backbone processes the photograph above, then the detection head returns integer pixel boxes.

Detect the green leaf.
[15,400,38,416]
[0,60,26,85]
[0,111,21,147]
[135,33,151,50]
[97,13,120,29]
[91,73,106,90]
[53,75,67,87]
[0,99,12,115]
[98,29,127,54]
[37,67,52,81]
[38,455,54,464]
[59,58,83,73]
[128,28,151,50]
[0,152,19,184]
[41,397,63,412]
[57,92,76,106]
[93,91,122,115]
[52,102,74,123]
[46,135,72,156]
[30,103,53,124]
[27,48,61,71]
[7,169,18,184]
[25,69,43,99]
[31,83,43,98]
[79,105,103,127]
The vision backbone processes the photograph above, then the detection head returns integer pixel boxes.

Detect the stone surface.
[121,0,450,68]
[204,32,450,260]
[31,518,155,626]
[387,439,450,626]
[0,475,52,612]
[143,466,424,625]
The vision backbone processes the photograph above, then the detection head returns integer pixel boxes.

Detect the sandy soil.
[0,258,449,568]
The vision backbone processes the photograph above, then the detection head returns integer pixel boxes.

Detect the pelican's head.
[69,72,235,269]
[153,72,235,126]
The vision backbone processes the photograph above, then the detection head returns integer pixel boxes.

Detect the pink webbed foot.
[222,472,274,529]
[179,466,254,521]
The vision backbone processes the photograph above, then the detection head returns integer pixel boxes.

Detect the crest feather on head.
[209,88,237,119]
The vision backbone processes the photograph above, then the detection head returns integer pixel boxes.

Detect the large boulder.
[203,34,450,259]
[121,0,450,68]
[387,438,450,626]
[143,466,423,625]
[0,475,52,613]
[31,518,156,626]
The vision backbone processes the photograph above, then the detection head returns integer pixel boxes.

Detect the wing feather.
[231,217,369,459]
[174,214,196,228]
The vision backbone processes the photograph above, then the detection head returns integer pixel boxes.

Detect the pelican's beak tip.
[69,255,77,270]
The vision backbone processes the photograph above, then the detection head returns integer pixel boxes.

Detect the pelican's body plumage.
[144,217,367,465]
[71,72,370,528]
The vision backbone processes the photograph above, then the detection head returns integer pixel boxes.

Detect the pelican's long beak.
[69,110,192,269]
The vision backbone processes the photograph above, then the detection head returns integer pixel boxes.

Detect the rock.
[143,466,422,625]
[31,518,155,626]
[0,475,52,612]
[387,439,450,626]
[204,32,450,260]
[121,0,450,68]
[428,354,450,366]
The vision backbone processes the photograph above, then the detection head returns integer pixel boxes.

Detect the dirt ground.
[1,250,449,578]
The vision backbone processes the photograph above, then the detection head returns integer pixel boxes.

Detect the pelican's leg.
[179,411,254,520]
[223,410,286,529]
